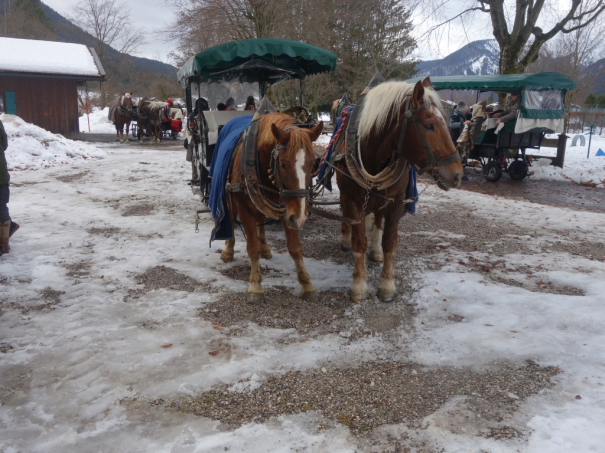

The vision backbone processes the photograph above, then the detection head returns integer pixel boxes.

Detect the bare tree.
[528,8,605,131]
[69,0,145,82]
[165,0,418,107]
[422,0,605,76]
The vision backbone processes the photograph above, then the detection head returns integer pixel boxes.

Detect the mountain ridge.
[415,39,604,95]
[38,1,177,78]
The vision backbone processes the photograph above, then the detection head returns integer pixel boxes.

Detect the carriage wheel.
[509,160,528,180]
[484,161,502,183]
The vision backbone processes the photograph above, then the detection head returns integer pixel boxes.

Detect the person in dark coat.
[216,103,226,111]
[193,98,209,115]
[0,118,19,255]
[244,96,256,111]
[448,102,471,143]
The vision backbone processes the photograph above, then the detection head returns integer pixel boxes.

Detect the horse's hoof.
[351,292,368,302]
[341,241,352,252]
[301,291,318,302]
[377,288,395,303]
[368,252,384,263]
[261,250,272,259]
[247,292,265,305]
[220,252,234,263]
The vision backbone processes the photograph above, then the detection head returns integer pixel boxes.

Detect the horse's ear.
[271,123,291,145]
[307,121,323,142]
[130,92,133,96]
[421,77,433,89]
[411,81,425,108]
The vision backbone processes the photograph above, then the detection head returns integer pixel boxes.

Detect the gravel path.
[169,361,557,436]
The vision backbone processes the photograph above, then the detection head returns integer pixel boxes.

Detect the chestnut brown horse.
[222,113,323,303]
[109,93,135,143]
[336,77,463,302]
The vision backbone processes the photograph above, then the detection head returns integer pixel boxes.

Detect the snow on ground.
[1,114,105,170]
[79,107,117,134]
[1,144,604,451]
[530,134,605,187]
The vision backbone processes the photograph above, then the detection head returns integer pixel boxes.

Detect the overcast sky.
[43,0,178,63]
[43,0,492,65]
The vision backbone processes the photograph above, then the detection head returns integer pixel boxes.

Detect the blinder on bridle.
[267,126,309,201]
[400,95,461,175]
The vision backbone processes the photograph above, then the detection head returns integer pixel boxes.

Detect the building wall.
[0,75,80,139]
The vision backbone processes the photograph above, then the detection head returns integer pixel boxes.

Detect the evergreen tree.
[596,94,605,107]
[13,0,54,31]
[584,93,597,107]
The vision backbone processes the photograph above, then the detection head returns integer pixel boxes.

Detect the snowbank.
[79,107,117,134]
[530,135,605,188]
[1,114,105,170]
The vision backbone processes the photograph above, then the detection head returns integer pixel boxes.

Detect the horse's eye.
[423,123,435,131]
[281,163,286,169]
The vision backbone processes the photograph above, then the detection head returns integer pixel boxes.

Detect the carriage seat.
[203,111,254,146]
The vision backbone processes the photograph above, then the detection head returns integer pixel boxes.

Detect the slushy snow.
[1,114,105,170]
[529,134,605,187]
[79,107,118,134]
[0,142,604,452]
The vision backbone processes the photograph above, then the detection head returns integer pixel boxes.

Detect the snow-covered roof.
[0,37,105,79]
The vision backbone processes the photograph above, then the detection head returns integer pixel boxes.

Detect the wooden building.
[0,37,105,139]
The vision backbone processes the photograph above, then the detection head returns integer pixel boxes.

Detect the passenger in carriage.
[244,96,256,111]
[193,97,209,115]
[216,103,226,111]
[494,92,520,126]
[225,97,238,111]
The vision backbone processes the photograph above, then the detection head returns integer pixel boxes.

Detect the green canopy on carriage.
[406,73,576,94]
[177,38,337,88]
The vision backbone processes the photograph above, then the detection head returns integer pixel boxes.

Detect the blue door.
[5,91,16,114]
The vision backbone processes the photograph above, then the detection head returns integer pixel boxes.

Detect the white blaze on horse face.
[295,148,307,227]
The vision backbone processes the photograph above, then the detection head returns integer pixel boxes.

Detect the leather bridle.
[399,95,461,175]
[268,127,310,202]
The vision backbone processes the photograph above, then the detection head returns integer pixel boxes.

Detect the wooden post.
[86,85,91,133]
[553,133,567,168]
[299,78,304,107]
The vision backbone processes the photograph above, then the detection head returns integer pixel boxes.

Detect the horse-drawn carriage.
[177,39,462,304]
[177,38,336,203]
[407,73,576,182]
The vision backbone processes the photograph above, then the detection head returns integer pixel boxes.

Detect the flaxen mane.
[358,81,442,142]
[258,113,314,156]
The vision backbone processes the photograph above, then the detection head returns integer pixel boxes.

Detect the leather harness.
[340,74,460,194]
[229,97,309,221]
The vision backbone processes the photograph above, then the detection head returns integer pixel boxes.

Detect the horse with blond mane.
[331,75,462,302]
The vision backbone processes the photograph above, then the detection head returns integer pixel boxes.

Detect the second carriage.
[407,73,576,182]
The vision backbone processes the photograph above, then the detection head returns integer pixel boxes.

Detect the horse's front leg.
[340,222,352,251]
[377,207,404,302]
[125,121,130,142]
[257,223,272,259]
[350,219,368,301]
[239,207,264,304]
[282,219,316,301]
[368,213,384,262]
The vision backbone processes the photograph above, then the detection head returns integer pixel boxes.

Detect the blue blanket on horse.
[317,105,418,215]
[208,116,253,243]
